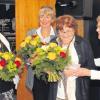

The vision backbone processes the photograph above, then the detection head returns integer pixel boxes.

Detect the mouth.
[42,22,48,25]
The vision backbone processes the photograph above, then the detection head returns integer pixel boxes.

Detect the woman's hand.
[75,68,91,77]
[64,64,80,77]
[63,69,75,77]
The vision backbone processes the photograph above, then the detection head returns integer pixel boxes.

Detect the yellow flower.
[49,43,57,48]
[8,65,17,72]
[0,52,24,81]
[54,46,62,54]
[2,52,13,60]
[41,45,49,51]
[7,61,17,72]
[47,52,56,60]
[20,42,27,48]
[25,36,32,43]
[36,48,45,55]
[0,65,3,70]
[0,52,3,56]
[30,40,38,46]
[34,36,40,41]
[36,48,42,53]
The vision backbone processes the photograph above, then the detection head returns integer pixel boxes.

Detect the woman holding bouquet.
[56,15,95,100]
[26,6,58,100]
[0,34,15,100]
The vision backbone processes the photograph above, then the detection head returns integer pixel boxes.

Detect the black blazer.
[74,35,95,100]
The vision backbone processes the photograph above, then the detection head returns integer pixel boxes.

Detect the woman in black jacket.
[56,15,95,100]
[72,15,100,80]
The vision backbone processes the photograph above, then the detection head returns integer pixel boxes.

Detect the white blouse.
[36,26,55,43]
[91,70,100,80]
[57,37,80,100]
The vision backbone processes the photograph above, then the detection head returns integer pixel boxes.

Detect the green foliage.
[31,43,71,82]
[0,52,24,81]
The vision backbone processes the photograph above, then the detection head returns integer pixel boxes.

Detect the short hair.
[96,15,100,22]
[56,15,78,33]
[39,6,55,20]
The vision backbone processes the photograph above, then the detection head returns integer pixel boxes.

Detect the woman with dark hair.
[56,15,95,100]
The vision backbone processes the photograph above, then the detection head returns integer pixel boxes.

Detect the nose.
[42,17,46,21]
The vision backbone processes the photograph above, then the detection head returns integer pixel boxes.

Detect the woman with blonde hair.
[26,6,58,100]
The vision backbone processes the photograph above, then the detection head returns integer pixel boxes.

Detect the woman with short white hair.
[26,6,58,100]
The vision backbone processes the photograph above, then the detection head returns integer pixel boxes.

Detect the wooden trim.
[76,19,84,37]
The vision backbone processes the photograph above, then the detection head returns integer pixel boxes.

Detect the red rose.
[0,59,6,67]
[60,52,67,58]
[15,60,21,68]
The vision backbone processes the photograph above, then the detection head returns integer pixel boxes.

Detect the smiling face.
[58,25,75,44]
[57,15,77,45]
[39,6,55,29]
[39,14,52,28]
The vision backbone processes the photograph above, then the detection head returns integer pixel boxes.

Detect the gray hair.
[39,6,55,20]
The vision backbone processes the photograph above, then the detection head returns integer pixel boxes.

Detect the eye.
[40,15,44,18]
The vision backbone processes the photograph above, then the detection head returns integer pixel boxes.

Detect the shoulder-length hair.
[56,15,78,33]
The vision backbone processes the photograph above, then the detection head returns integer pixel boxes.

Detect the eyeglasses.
[58,29,73,34]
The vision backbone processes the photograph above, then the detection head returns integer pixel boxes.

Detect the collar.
[74,35,82,43]
[57,36,75,47]
[36,26,55,37]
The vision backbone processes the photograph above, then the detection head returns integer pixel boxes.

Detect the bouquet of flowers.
[30,42,71,82]
[0,52,24,81]
[17,34,43,60]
